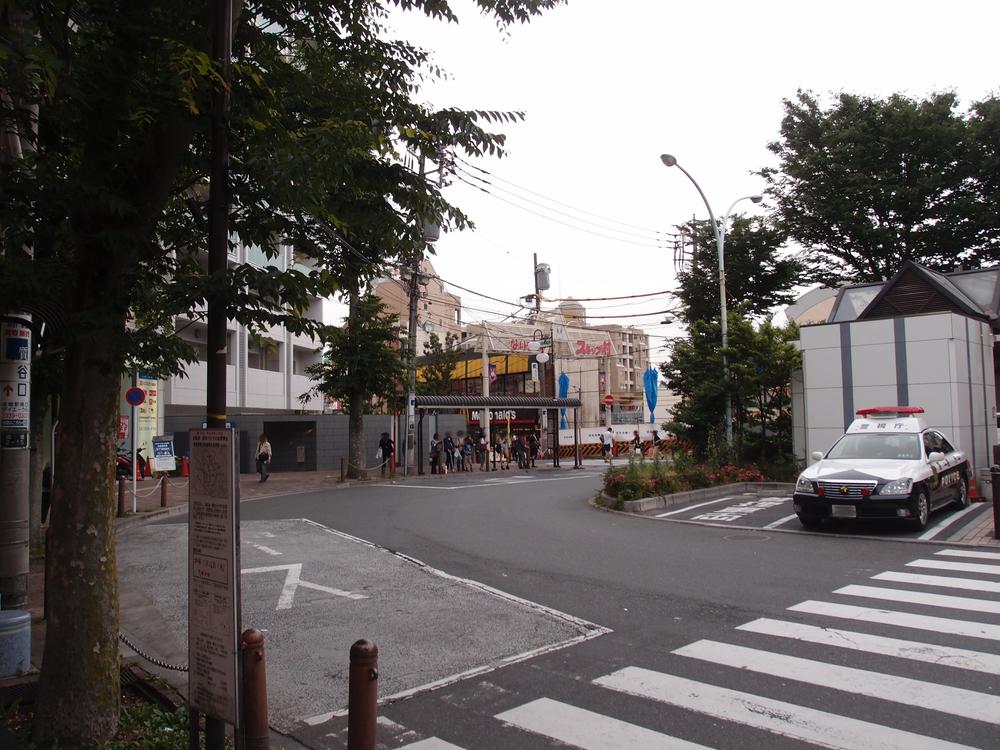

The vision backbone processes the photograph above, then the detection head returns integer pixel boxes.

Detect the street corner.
[116,517,609,737]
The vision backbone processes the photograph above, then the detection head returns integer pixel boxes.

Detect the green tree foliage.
[674,216,803,325]
[419,331,462,395]
[660,313,800,464]
[762,91,1000,286]
[0,0,562,743]
[302,294,406,477]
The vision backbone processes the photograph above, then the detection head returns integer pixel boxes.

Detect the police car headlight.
[795,476,815,494]
[879,478,913,496]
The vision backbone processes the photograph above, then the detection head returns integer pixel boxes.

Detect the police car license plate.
[831,504,857,518]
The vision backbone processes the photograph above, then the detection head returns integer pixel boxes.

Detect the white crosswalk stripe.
[834,583,1000,614]
[934,548,1000,561]
[788,599,1000,640]
[907,558,1000,575]
[397,739,465,750]
[873,570,1000,593]
[673,639,1000,724]
[495,697,713,749]
[594,668,976,750]
[737,617,1000,673]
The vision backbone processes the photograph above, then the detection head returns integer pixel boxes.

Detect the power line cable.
[456,156,680,237]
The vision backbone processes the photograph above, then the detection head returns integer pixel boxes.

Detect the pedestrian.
[430,433,441,474]
[600,427,613,464]
[499,434,510,469]
[443,432,454,473]
[512,434,524,469]
[256,433,272,482]
[650,429,661,458]
[462,435,473,471]
[527,432,538,468]
[378,432,394,476]
[632,429,642,456]
[479,432,488,470]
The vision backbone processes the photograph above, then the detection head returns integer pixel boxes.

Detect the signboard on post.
[0,319,31,450]
[151,434,176,472]
[188,428,240,726]
[604,394,615,407]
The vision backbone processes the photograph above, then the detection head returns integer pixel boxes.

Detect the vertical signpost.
[188,429,240,730]
[0,315,31,607]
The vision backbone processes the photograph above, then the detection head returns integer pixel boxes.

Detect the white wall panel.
[904,313,953,341]
[905,339,954,384]
[850,319,894,346]
[803,348,845,389]
[800,324,841,349]
[850,345,897,387]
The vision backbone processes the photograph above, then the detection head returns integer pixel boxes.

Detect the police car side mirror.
[928,451,945,462]
[810,451,824,462]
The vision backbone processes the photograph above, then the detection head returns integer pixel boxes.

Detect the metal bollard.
[161,475,169,508]
[390,452,395,477]
[341,456,346,483]
[118,477,126,518]
[241,628,270,750]
[347,639,378,750]
[991,465,1000,540]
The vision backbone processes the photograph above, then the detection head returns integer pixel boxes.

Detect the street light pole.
[660,154,761,451]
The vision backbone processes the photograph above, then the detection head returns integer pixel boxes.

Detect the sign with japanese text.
[188,429,240,726]
[151,434,176,472]
[0,317,31,450]
[477,322,617,359]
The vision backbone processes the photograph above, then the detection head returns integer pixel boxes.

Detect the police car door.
[922,430,953,506]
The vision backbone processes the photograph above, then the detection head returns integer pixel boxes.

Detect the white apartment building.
[161,240,325,416]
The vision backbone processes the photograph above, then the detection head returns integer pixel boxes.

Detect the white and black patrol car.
[793,406,970,531]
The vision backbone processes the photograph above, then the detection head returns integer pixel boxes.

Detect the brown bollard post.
[347,639,378,750]
[118,477,126,518]
[161,475,169,508]
[341,456,346,483]
[241,628,270,750]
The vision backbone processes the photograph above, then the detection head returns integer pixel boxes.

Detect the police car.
[793,406,970,531]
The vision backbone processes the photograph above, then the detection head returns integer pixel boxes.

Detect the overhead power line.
[456,156,680,238]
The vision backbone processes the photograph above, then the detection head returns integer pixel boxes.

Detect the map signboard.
[188,429,240,726]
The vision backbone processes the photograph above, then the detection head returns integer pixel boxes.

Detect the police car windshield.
[826,433,922,460]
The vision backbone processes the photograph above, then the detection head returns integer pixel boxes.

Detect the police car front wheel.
[911,488,931,531]
[954,476,970,509]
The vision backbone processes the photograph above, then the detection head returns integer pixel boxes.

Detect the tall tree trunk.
[33,323,123,744]
[346,289,365,478]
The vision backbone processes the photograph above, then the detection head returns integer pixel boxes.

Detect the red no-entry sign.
[603,394,614,407]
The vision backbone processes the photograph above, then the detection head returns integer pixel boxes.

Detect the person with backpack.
[256,433,272,482]
[599,427,613,464]
[443,432,455,474]
[527,432,538,468]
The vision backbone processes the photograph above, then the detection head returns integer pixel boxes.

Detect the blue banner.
[643,368,659,423]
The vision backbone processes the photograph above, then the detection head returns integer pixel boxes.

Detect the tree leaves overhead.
[761,90,1000,286]
[674,216,802,325]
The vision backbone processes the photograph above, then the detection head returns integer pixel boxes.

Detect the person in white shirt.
[256,433,272,482]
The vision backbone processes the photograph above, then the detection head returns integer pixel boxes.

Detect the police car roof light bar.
[855,406,925,417]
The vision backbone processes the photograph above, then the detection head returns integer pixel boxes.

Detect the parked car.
[793,406,970,531]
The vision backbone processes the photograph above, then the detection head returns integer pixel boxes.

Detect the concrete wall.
[798,312,996,471]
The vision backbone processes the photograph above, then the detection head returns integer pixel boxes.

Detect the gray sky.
[338,1,999,364]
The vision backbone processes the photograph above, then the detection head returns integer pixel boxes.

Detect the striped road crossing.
[390,548,998,749]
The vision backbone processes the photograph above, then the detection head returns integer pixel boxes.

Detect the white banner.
[477,322,617,359]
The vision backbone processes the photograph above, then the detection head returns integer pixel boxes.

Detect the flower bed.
[600,455,766,509]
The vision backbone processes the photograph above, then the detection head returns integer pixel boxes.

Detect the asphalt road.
[121,469,1000,749]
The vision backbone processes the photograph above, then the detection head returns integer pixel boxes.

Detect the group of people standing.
[429,430,541,474]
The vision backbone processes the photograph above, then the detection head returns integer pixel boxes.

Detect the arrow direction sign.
[242,564,367,610]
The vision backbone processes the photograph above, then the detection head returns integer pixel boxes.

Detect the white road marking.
[935,548,1000,561]
[835,584,1000,614]
[245,541,282,556]
[673,639,1000,724]
[764,513,799,528]
[738,617,1000,674]
[789,600,1000,641]
[397,739,466,749]
[655,496,736,517]
[495,697,712,750]
[595,668,975,750]
[917,505,981,539]
[242,563,367,610]
[873,571,1000,594]
[907,559,1000,576]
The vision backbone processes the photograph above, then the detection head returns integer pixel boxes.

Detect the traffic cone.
[135,461,143,481]
[144,458,152,479]
[970,473,984,502]
[180,456,190,477]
